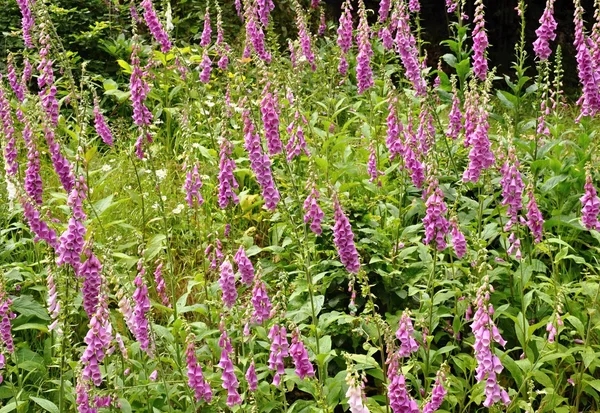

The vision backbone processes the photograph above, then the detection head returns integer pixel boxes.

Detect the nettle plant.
[1,0,600,412]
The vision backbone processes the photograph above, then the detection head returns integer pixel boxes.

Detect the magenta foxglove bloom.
[409,0,420,13]
[356,1,374,94]
[218,332,242,407]
[234,246,254,286]
[422,180,450,250]
[268,324,289,386]
[303,184,324,235]
[450,220,467,258]
[243,109,280,210]
[44,127,75,193]
[395,310,419,357]
[319,9,326,36]
[93,98,114,146]
[422,370,447,413]
[246,360,258,391]
[56,217,85,271]
[67,176,88,221]
[186,338,212,402]
[337,1,353,75]
[130,47,153,128]
[199,52,212,84]
[526,190,544,242]
[81,296,112,386]
[257,0,275,27]
[388,373,419,413]
[286,111,309,161]
[463,92,494,183]
[22,200,59,249]
[393,4,427,96]
[200,8,212,47]
[261,85,283,155]
[333,196,361,273]
[295,4,316,71]
[245,5,272,63]
[533,0,557,61]
[499,149,524,232]
[446,0,458,13]
[581,167,600,230]
[471,278,510,407]
[251,278,272,324]
[0,292,14,354]
[24,130,43,205]
[472,0,489,80]
[217,139,239,209]
[367,141,382,185]
[7,61,24,102]
[447,88,463,139]
[290,329,315,379]
[573,1,600,120]
[79,249,102,318]
[153,261,170,307]
[76,377,93,413]
[184,163,204,208]
[132,271,152,354]
[379,0,391,22]
[219,259,238,309]
[16,0,34,48]
[37,33,59,126]
[47,271,61,333]
[141,0,172,52]
[379,27,394,50]
[0,83,17,176]
[386,100,404,161]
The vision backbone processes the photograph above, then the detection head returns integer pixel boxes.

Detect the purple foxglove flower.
[234,246,254,286]
[379,27,394,50]
[533,0,557,61]
[218,54,229,70]
[416,101,435,155]
[67,175,88,221]
[251,277,272,325]
[24,130,43,205]
[451,220,467,258]
[22,59,32,84]
[0,81,18,176]
[507,231,522,260]
[118,292,137,337]
[243,109,280,210]
[356,1,374,94]
[44,127,75,193]
[318,9,326,36]
[393,4,427,96]
[499,149,524,232]
[338,56,349,76]
[93,98,114,146]
[285,111,309,161]
[268,324,289,386]
[337,1,353,54]
[7,60,24,102]
[217,139,240,209]
[581,167,600,230]
[141,0,172,52]
[218,332,242,407]
[462,91,494,183]
[246,360,258,391]
[132,271,152,354]
[0,292,14,354]
[257,0,275,27]
[153,261,170,307]
[290,329,315,379]
[472,0,489,80]
[76,377,93,413]
[386,100,404,161]
[447,87,462,139]
[200,8,212,47]
[79,249,102,319]
[56,216,86,271]
[422,180,450,250]
[184,163,204,208]
[471,277,511,407]
[422,370,447,413]
[37,33,59,125]
[186,338,212,402]
[573,1,600,120]
[379,0,391,22]
[388,373,419,413]
[333,196,361,273]
[81,295,112,386]
[295,3,316,71]
[219,259,238,309]
[47,271,61,333]
[446,0,458,13]
[367,141,382,185]
[129,47,153,128]
[199,52,212,84]
[303,184,324,235]
[346,374,370,413]
[245,5,272,63]
[261,85,283,155]
[21,200,59,249]
[526,190,544,243]
[16,0,34,48]
[395,310,419,357]
[401,124,425,188]
[409,0,420,13]
[289,39,298,68]
[546,320,557,343]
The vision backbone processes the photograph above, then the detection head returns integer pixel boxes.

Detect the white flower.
[152,203,160,210]
[192,143,201,149]
[161,195,167,202]
[156,169,167,182]
[172,204,184,214]
[101,164,111,172]
[166,2,174,31]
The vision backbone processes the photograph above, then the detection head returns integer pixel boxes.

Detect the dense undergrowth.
[1,0,600,412]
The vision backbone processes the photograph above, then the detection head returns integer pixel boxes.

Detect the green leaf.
[582,346,595,369]
[30,397,59,413]
[11,295,50,320]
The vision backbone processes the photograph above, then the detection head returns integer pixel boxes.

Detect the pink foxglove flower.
[285,111,309,161]
[268,324,289,386]
[367,141,383,185]
[447,86,463,139]
[318,8,327,36]
[217,139,239,209]
[0,81,17,176]
[581,166,600,230]
[526,190,544,242]
[141,0,172,52]
[79,249,102,318]
[333,196,361,273]
[251,277,272,324]
[200,8,212,47]
[129,46,153,127]
[422,370,447,413]
[234,246,254,286]
[16,0,34,48]
[450,219,467,258]
[132,268,152,354]
[379,0,391,22]
[257,0,275,27]
[186,337,212,402]
[21,200,58,249]
[261,85,283,155]
[7,60,24,102]
[533,0,557,61]
[471,277,510,407]
[472,0,489,80]
[37,33,59,125]
[218,331,242,406]
[290,329,315,379]
[295,3,316,71]
[303,184,324,235]
[47,271,61,333]
[0,291,14,354]
[184,163,204,208]
[94,98,114,146]
[395,310,419,357]
[24,128,43,205]
[573,1,600,120]
[499,148,524,232]
[337,1,353,75]
[388,373,418,413]
[386,99,404,161]
[408,0,420,13]
[356,1,374,94]
[56,216,86,271]
[422,180,450,251]
[246,360,258,391]
[199,52,212,84]
[393,4,427,96]
[153,261,170,307]
[346,373,370,413]
[81,293,112,386]
[245,4,272,63]
[44,127,75,193]
[463,90,494,183]
[219,259,238,309]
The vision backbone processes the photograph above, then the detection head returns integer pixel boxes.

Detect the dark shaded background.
[0,0,596,91]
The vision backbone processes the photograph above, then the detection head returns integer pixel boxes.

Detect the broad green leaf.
[30,397,59,413]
